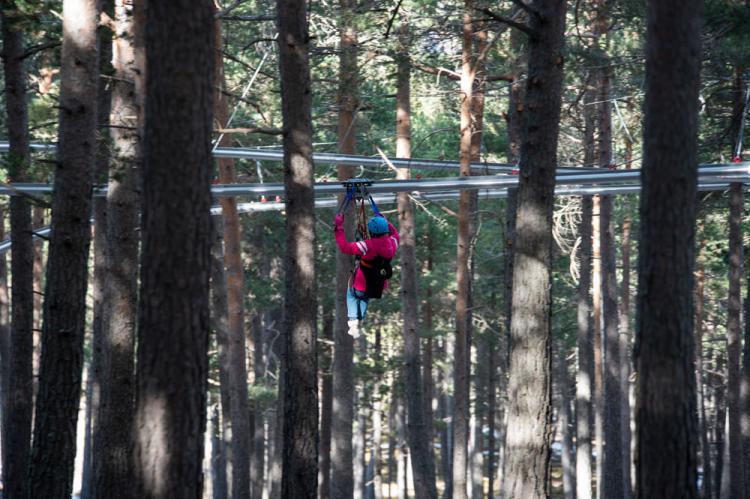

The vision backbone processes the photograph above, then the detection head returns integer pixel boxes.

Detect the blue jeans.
[347,287,369,320]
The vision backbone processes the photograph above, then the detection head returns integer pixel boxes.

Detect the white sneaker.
[347,319,361,339]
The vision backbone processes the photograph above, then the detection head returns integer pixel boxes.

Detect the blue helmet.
[368,216,389,236]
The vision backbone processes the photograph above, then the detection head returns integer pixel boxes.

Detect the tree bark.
[93,1,139,495]
[213,16,252,499]
[330,0,357,496]
[557,350,576,499]
[727,181,745,499]
[0,3,34,497]
[695,226,712,499]
[28,0,100,495]
[501,2,566,497]
[396,20,438,499]
[132,0,214,495]
[0,211,8,498]
[635,0,702,496]
[319,305,334,499]
[276,0,318,495]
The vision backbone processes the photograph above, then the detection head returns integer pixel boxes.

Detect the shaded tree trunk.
[0,3,34,497]
[276,0,318,495]
[29,0,100,495]
[727,181,745,499]
[501,1,567,497]
[319,305,334,499]
[634,0,702,496]
[213,16,252,499]
[557,350,576,499]
[695,227,712,499]
[93,0,139,495]
[132,0,214,495]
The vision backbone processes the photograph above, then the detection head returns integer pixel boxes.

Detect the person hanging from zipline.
[334,180,399,339]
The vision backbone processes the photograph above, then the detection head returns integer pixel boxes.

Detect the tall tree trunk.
[330,0,358,496]
[276,0,318,495]
[0,211,8,494]
[0,2,34,497]
[557,350,576,499]
[453,2,477,496]
[714,353,728,499]
[635,0,702,496]
[210,395,228,499]
[251,313,266,499]
[396,20,438,499]
[727,181,745,499]
[501,2,566,497]
[132,0,214,494]
[212,16,252,499]
[695,226,712,499]
[94,0,139,494]
[319,305,334,499]
[28,0,100,495]
[372,328,385,499]
[597,56,624,499]
[592,191,604,499]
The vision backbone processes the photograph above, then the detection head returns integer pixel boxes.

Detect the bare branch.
[510,0,541,20]
[478,8,538,38]
[412,61,461,80]
[215,127,283,135]
[215,0,244,18]
[221,14,274,22]
[383,0,405,38]
[20,40,60,60]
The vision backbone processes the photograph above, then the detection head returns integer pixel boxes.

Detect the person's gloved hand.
[334,213,344,229]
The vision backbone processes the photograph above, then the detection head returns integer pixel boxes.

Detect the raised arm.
[334,214,369,256]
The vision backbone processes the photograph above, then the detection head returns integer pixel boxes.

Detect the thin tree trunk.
[727,181,745,499]
[132,0,214,494]
[452,3,477,496]
[213,16,252,499]
[211,397,228,499]
[695,226,712,499]
[319,305,334,499]
[276,0,318,495]
[501,2,566,498]
[396,20,438,499]
[576,69,597,499]
[714,353,727,499]
[592,192,604,499]
[0,210,8,492]
[29,0,100,494]
[251,312,266,499]
[598,57,624,499]
[331,0,358,496]
[355,368,367,499]
[0,2,34,496]
[558,350,576,499]
[635,0,702,495]
[372,328,384,499]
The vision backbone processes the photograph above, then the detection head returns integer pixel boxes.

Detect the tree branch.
[215,0,245,18]
[20,40,60,60]
[478,8,538,38]
[510,0,541,20]
[383,0,405,38]
[412,61,460,80]
[220,14,274,22]
[215,127,283,135]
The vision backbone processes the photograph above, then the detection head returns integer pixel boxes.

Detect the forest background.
[0,0,748,498]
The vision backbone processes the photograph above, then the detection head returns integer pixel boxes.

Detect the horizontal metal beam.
[1,141,600,173]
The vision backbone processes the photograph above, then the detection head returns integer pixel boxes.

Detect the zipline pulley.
[337,178,381,240]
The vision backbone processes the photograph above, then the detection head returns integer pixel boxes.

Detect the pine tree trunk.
[372,328,385,499]
[0,3,34,496]
[132,0,214,494]
[695,228,712,499]
[592,192,604,499]
[29,0,100,495]
[211,397,228,499]
[727,181,745,499]
[251,313,266,499]
[319,306,334,499]
[557,350,576,499]
[212,16,252,499]
[396,21,438,499]
[0,210,8,491]
[635,0,702,495]
[93,1,139,494]
[276,0,318,495]
[501,2,566,497]
[598,59,624,499]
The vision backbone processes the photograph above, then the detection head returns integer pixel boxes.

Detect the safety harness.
[337,179,393,299]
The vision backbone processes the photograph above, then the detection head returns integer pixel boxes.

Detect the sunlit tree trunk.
[319,306,334,499]
[132,0,214,494]
[0,3,34,496]
[501,2,566,497]
[635,0,702,496]
[29,0,100,495]
[396,20,438,499]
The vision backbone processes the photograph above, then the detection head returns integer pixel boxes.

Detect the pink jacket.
[334,214,400,293]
